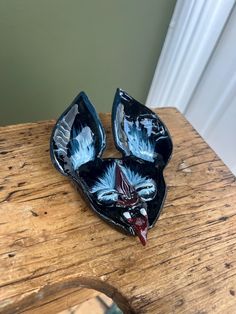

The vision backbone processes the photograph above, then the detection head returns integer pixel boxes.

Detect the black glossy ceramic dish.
[50,89,173,245]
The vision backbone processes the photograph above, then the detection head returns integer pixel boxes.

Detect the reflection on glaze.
[50,89,173,246]
[54,112,97,172]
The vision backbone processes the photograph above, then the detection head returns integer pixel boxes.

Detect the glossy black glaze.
[50,89,173,245]
[50,92,106,177]
[112,89,172,165]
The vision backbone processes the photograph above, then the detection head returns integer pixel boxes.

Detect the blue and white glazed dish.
[50,89,173,245]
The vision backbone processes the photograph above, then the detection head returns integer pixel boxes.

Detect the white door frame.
[146,0,235,113]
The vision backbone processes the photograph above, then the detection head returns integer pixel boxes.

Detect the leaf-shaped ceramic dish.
[50,89,173,245]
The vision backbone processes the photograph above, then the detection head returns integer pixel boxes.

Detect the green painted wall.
[0,0,175,125]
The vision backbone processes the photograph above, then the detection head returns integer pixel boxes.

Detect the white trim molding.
[146,0,236,175]
[146,0,235,112]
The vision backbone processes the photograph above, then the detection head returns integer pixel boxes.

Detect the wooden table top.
[0,108,236,314]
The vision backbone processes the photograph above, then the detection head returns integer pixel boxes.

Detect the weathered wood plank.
[0,108,236,314]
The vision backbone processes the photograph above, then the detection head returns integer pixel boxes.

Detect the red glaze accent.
[132,216,149,246]
[115,164,139,206]
[115,164,149,245]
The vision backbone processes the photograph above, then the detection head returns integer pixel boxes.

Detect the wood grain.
[0,108,236,314]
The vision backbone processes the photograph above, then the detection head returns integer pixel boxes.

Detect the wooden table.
[0,108,236,314]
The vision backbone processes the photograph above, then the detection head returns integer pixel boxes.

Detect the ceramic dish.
[50,89,173,245]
